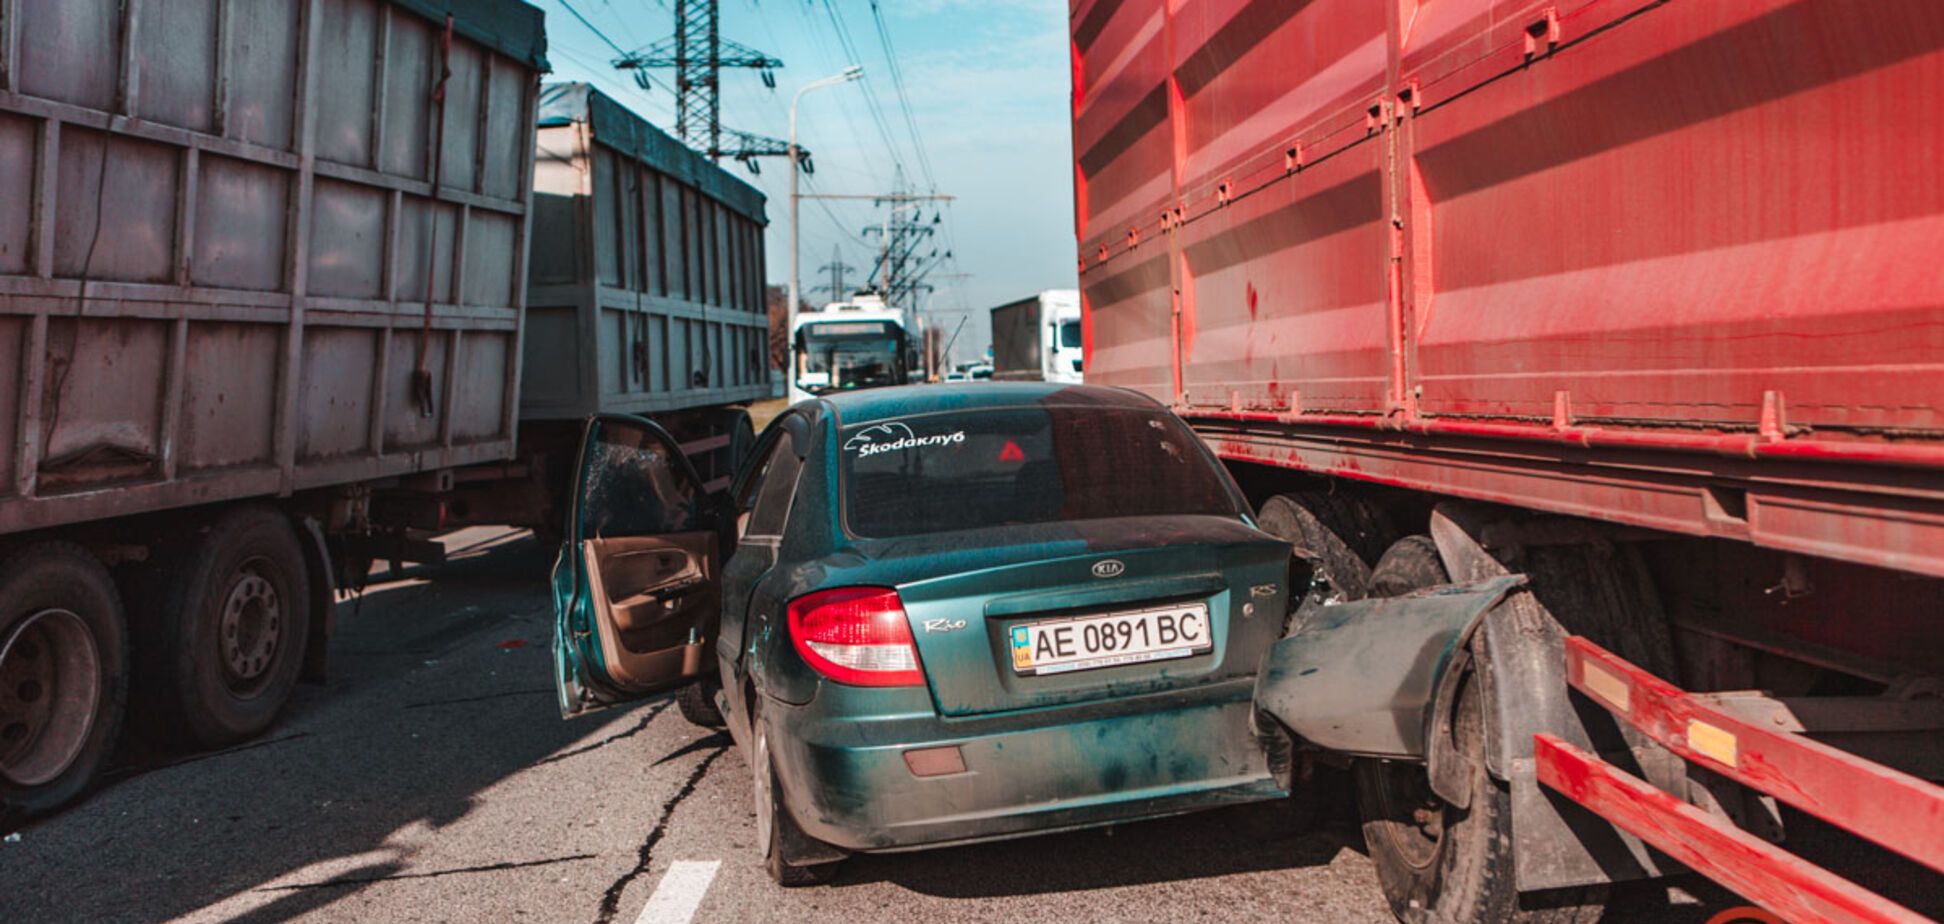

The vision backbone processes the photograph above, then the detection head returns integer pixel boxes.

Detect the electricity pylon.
[612,0,797,171]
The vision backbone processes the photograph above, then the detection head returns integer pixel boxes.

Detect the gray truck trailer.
[0,1,769,816]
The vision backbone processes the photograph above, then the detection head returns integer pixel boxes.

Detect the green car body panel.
[554,384,1298,854]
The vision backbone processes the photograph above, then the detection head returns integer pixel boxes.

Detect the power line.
[818,0,912,181]
[780,2,894,185]
[555,0,633,57]
[866,0,936,191]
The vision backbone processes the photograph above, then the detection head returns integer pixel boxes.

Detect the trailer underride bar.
[1536,637,1944,924]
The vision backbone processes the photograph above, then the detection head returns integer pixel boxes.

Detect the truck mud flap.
[1472,575,1686,892]
[1253,574,1524,760]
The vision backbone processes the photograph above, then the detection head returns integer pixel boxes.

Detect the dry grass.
[747,397,791,431]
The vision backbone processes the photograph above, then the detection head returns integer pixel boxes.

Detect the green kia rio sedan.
[551,383,1295,885]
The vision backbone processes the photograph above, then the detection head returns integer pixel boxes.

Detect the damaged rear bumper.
[765,678,1286,853]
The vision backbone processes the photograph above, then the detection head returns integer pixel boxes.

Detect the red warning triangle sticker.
[998,440,1025,462]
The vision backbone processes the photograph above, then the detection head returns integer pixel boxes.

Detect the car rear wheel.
[0,542,128,817]
[749,697,843,886]
[1354,535,1604,924]
[676,676,725,729]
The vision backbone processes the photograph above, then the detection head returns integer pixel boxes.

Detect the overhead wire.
[818,0,915,184]
[865,0,936,192]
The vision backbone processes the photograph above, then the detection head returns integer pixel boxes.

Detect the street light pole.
[787,64,862,394]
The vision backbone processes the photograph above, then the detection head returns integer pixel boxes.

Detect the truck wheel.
[749,698,843,886]
[0,543,128,816]
[155,507,312,748]
[1522,542,1679,681]
[1255,491,1396,609]
[1368,535,1447,597]
[1355,535,1603,923]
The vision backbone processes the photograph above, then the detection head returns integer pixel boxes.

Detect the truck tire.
[1522,542,1680,681]
[1255,491,1396,609]
[0,542,128,816]
[152,507,312,748]
[1368,535,1447,597]
[1355,535,1604,924]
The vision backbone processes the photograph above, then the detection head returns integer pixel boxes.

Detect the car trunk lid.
[867,516,1289,717]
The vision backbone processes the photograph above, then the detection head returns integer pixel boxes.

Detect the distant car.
[942,372,968,382]
[550,384,1293,885]
[967,363,994,380]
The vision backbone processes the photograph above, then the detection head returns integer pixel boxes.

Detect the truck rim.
[1365,760,1447,870]
[218,560,283,696]
[0,609,102,787]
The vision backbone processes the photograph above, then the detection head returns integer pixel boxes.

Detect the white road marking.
[633,860,720,924]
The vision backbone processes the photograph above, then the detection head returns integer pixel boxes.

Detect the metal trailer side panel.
[989,296,1044,380]
[0,0,545,535]
[521,83,773,421]
[1070,0,1944,576]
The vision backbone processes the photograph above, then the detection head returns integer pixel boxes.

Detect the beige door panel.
[581,533,720,689]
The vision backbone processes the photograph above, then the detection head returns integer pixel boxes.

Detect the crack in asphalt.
[256,853,599,891]
[535,700,672,767]
[403,687,554,709]
[594,744,731,924]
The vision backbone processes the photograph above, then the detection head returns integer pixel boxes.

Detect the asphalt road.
[0,529,1791,924]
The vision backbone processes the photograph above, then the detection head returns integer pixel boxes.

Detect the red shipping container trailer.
[1071,1,1944,921]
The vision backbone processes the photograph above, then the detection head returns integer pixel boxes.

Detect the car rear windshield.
[839,405,1241,538]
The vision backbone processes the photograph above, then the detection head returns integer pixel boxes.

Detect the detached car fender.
[1252,575,1525,767]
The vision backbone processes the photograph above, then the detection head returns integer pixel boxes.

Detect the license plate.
[1008,603,1212,676]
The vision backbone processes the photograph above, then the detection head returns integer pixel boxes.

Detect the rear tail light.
[786,587,925,687]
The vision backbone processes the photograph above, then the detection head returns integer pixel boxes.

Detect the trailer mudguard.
[1253,575,1524,761]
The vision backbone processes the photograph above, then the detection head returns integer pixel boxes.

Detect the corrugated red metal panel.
[1073,0,1944,572]
[1412,0,1944,434]
[1177,148,1390,413]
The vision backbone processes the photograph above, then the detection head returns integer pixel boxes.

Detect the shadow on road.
[838,772,1370,898]
[0,532,657,923]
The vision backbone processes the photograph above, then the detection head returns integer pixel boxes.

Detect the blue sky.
[537,0,1077,361]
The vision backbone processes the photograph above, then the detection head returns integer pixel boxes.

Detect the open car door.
[553,415,724,717]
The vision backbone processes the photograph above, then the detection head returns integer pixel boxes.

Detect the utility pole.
[612,0,801,171]
[786,67,864,362]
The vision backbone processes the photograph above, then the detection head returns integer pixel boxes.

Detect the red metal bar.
[1534,735,1930,924]
[1181,409,1944,471]
[1562,636,1944,876]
